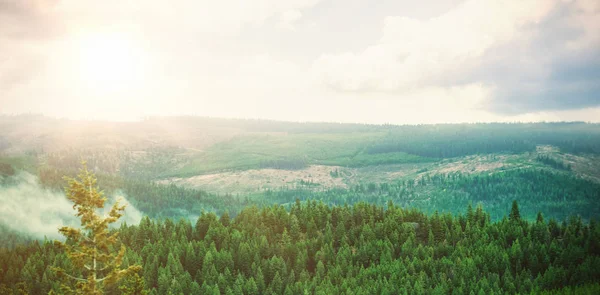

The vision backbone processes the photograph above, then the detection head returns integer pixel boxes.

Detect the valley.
[2,116,600,294]
[2,116,600,222]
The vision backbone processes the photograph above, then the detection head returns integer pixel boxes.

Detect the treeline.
[16,160,600,223]
[0,225,31,249]
[38,168,249,218]
[367,122,600,158]
[261,169,600,222]
[42,147,188,180]
[144,116,385,134]
[0,156,35,178]
[536,155,571,171]
[1,201,599,294]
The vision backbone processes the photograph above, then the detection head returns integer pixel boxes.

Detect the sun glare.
[74,32,147,94]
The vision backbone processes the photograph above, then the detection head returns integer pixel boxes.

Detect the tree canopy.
[1,199,599,294]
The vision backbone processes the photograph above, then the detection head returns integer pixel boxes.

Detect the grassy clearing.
[321,151,435,167]
[158,138,600,197]
[164,165,349,195]
[167,132,393,176]
[165,145,600,194]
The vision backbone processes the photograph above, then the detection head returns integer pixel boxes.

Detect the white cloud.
[1,0,599,122]
[54,0,321,36]
[313,0,557,91]
[278,9,303,30]
[312,0,600,113]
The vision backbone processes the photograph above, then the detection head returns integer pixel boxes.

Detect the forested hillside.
[367,123,600,157]
[37,168,248,218]
[1,201,599,294]
[3,117,600,177]
[3,0,599,292]
[2,118,600,222]
[263,169,600,221]
[2,117,600,294]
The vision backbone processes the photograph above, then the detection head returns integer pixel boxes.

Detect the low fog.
[0,172,143,240]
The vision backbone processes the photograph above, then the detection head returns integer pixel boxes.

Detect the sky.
[0,0,599,124]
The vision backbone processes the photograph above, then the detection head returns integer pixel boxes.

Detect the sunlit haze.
[1,0,599,123]
[2,2,600,292]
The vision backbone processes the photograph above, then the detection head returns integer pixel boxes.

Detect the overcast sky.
[1,0,599,124]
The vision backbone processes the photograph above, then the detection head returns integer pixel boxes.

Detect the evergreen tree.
[510,200,521,222]
[536,212,544,224]
[53,164,141,294]
[120,273,148,295]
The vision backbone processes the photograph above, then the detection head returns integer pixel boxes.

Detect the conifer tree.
[119,273,148,295]
[53,163,141,294]
[509,200,521,222]
[536,212,544,224]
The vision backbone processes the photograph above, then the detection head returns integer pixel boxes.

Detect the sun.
[74,32,147,94]
[49,30,156,120]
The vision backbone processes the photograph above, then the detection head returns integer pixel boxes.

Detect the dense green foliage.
[167,122,600,175]
[37,168,248,218]
[0,225,32,249]
[2,119,600,294]
[1,202,599,294]
[32,161,600,223]
[41,147,187,180]
[0,156,36,176]
[263,168,600,222]
[53,166,142,294]
[3,117,600,175]
[368,123,600,158]
[6,121,599,177]
[171,133,387,176]
[536,155,571,171]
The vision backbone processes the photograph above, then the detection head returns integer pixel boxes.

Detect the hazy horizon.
[2,1,600,289]
[1,0,599,124]
[2,112,600,126]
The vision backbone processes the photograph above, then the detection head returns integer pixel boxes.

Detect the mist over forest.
[1,116,600,294]
[2,0,600,293]
[0,171,142,240]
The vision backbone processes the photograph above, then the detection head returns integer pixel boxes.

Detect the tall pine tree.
[53,163,141,294]
[509,200,521,222]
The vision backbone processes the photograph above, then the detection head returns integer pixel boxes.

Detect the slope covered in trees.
[262,168,600,221]
[4,117,600,177]
[367,122,600,158]
[2,118,600,294]
[1,201,599,294]
[29,165,600,222]
[3,152,598,222]
[37,168,248,218]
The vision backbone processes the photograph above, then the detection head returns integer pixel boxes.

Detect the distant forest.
[367,123,600,157]
[265,168,600,222]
